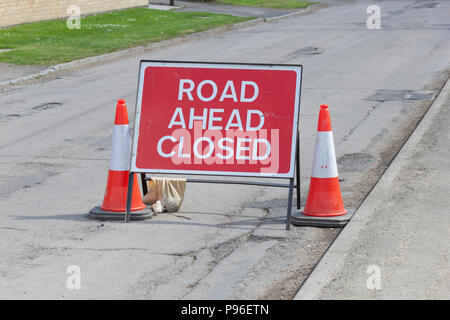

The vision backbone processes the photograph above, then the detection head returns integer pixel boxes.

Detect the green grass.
[0,8,251,65]
[216,0,317,9]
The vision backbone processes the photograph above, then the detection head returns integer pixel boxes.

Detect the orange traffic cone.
[291,104,353,227]
[89,99,150,221]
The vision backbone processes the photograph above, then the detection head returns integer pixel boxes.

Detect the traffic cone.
[88,99,151,221]
[291,104,354,227]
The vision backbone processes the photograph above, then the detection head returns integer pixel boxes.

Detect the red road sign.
[130,61,302,178]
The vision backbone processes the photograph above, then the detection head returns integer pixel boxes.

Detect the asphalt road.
[0,0,449,299]
[296,78,450,300]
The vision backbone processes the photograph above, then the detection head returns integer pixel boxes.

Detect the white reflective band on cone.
[109,124,132,171]
[311,131,339,178]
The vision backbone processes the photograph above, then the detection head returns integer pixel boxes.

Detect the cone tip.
[318,104,332,132]
[114,98,129,125]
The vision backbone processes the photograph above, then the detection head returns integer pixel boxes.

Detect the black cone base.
[291,209,355,228]
[88,206,152,221]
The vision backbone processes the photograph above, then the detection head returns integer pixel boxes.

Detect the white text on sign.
[156,79,273,163]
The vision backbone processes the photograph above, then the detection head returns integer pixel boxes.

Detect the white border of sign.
[130,61,302,178]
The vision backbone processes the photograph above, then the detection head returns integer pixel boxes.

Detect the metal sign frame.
[125,60,303,230]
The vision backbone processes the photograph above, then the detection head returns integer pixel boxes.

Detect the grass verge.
[216,0,317,9]
[0,8,251,66]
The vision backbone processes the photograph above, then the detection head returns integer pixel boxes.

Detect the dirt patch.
[254,227,339,300]
[32,102,63,111]
[367,90,411,102]
[338,152,375,172]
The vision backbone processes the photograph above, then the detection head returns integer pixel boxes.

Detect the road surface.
[295,78,450,300]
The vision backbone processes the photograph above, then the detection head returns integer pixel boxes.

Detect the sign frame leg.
[141,173,148,196]
[124,172,134,223]
[296,134,301,210]
[285,178,294,230]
